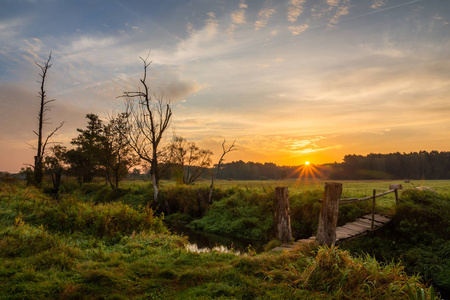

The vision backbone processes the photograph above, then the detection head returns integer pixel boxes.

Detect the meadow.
[0,178,447,299]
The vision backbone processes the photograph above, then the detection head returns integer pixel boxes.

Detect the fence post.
[371,189,376,234]
[274,186,293,243]
[389,184,402,205]
[316,182,342,246]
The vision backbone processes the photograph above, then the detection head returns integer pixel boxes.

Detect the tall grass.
[342,189,450,298]
[0,182,439,299]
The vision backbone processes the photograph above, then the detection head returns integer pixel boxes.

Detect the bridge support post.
[317,182,342,246]
[274,186,293,243]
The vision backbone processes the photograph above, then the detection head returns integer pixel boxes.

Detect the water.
[170,225,265,254]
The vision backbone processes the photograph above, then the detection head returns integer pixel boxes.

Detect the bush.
[342,189,450,297]
[190,188,273,240]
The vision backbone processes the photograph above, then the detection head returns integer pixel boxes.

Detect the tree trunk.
[316,182,342,246]
[34,156,43,188]
[208,173,214,204]
[273,186,293,243]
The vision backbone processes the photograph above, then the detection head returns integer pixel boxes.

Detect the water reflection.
[171,226,265,254]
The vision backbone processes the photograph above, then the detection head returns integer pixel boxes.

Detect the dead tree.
[119,53,172,212]
[33,52,64,188]
[208,140,236,203]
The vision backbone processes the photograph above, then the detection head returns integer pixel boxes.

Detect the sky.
[1,0,450,173]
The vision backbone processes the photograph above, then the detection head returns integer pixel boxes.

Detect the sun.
[305,161,310,165]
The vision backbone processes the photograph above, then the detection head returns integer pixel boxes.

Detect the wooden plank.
[360,216,385,226]
[352,220,374,229]
[336,228,359,238]
[354,218,373,226]
[373,215,391,223]
[360,214,391,224]
[340,225,363,233]
[343,223,367,233]
[337,227,360,235]
[337,233,355,240]
[371,217,390,224]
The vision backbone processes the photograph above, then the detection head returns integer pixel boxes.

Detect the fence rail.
[339,189,397,204]
[316,183,402,246]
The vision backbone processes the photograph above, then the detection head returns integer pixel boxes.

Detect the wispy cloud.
[255,0,276,31]
[205,12,219,37]
[287,0,306,23]
[326,0,339,7]
[371,0,386,10]
[227,0,248,38]
[328,0,351,28]
[288,24,309,35]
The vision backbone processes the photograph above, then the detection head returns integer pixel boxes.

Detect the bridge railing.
[316,183,402,246]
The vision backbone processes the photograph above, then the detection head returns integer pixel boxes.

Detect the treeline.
[329,151,450,180]
[215,160,326,180]
[211,151,450,181]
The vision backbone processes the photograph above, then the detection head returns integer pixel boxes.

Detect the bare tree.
[209,140,236,203]
[119,53,172,211]
[165,136,213,184]
[33,52,64,188]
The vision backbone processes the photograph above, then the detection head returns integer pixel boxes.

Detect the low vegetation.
[341,189,450,298]
[0,180,439,299]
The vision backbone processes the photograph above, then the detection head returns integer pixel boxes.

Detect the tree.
[102,113,138,189]
[44,145,67,198]
[66,114,104,183]
[165,136,212,184]
[32,52,64,188]
[209,140,236,203]
[119,54,172,211]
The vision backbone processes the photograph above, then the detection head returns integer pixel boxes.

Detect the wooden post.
[316,182,342,246]
[371,189,376,234]
[389,184,402,205]
[273,186,293,243]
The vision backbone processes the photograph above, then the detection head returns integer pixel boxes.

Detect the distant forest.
[214,151,450,180]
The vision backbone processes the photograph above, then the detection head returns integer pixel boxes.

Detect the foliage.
[0,182,438,299]
[163,136,213,184]
[65,114,105,183]
[330,151,450,180]
[102,113,138,189]
[190,188,274,240]
[342,189,450,298]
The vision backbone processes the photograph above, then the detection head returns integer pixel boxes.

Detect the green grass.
[0,181,439,299]
[341,188,450,298]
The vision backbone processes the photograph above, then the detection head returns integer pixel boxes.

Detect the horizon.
[1,0,450,173]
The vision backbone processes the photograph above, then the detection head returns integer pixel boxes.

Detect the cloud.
[255,0,276,30]
[205,12,219,37]
[288,24,309,35]
[328,0,351,27]
[287,0,306,23]
[371,0,386,9]
[326,0,339,7]
[227,0,248,38]
[67,35,117,56]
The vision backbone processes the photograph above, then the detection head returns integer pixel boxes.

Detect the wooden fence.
[316,183,402,246]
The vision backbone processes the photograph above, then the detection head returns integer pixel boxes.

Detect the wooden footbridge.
[272,183,401,252]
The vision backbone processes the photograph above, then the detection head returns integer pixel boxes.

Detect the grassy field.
[0,181,440,299]
[202,178,450,195]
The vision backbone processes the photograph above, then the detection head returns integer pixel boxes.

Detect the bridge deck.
[272,213,391,252]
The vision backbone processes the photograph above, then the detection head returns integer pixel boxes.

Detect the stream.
[170,226,265,254]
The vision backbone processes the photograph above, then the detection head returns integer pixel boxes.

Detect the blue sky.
[1,0,450,172]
